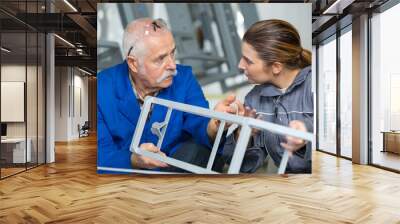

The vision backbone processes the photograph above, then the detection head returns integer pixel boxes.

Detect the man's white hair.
[122,18,169,59]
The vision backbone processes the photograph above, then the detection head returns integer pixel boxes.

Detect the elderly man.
[97,18,242,173]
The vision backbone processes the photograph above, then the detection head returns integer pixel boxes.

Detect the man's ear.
[127,56,139,74]
[271,62,283,75]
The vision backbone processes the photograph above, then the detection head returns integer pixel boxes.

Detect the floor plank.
[372,151,400,171]
[0,135,399,223]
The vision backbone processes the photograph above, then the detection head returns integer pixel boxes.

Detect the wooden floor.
[1,163,45,178]
[1,167,26,178]
[372,150,400,171]
[1,135,400,223]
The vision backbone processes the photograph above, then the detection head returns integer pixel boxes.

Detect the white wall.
[54,67,89,141]
[1,82,24,122]
[255,3,312,51]
[1,65,32,138]
[1,65,26,82]
[1,64,46,164]
[1,65,26,126]
[72,73,89,138]
[55,66,67,141]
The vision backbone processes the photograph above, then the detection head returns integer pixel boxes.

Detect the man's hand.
[280,120,308,153]
[207,94,244,140]
[242,106,257,118]
[131,143,169,169]
[234,106,260,140]
[215,94,245,115]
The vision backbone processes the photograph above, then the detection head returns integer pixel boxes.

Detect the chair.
[97,97,313,174]
[78,121,90,138]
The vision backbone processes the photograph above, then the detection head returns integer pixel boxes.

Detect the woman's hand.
[207,94,244,140]
[233,106,261,140]
[280,120,308,153]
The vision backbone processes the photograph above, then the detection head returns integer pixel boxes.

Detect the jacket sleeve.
[97,100,132,172]
[303,81,314,166]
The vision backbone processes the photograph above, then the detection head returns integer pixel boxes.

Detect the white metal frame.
[98,96,314,174]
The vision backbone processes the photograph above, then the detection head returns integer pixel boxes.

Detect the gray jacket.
[223,66,313,173]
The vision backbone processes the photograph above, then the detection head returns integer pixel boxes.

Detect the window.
[339,27,352,158]
[370,3,400,171]
[317,36,337,154]
[0,1,46,179]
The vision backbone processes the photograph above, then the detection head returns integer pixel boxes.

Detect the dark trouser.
[160,139,225,173]
[222,146,267,173]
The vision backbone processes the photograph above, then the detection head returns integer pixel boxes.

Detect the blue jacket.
[97,61,212,172]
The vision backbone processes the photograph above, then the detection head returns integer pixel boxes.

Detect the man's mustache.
[156,70,177,83]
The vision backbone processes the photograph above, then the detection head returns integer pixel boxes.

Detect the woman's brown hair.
[243,19,311,70]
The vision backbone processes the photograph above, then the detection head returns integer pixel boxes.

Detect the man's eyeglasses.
[151,20,162,31]
[127,19,168,57]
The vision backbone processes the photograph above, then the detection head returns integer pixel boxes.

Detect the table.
[1,138,31,163]
[381,131,400,154]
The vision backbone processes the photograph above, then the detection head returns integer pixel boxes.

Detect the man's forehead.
[137,20,169,38]
[144,33,175,55]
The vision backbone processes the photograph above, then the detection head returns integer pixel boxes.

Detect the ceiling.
[0,0,97,74]
[310,0,390,44]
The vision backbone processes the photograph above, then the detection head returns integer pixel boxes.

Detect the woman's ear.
[127,56,139,74]
[271,62,283,75]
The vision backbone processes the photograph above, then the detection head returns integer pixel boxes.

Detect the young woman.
[223,19,313,173]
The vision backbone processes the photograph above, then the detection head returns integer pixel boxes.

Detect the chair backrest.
[132,97,313,174]
[97,97,313,175]
[82,121,90,129]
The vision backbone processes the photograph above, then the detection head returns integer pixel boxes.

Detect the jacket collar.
[116,61,141,126]
[116,61,173,126]
[259,66,311,97]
